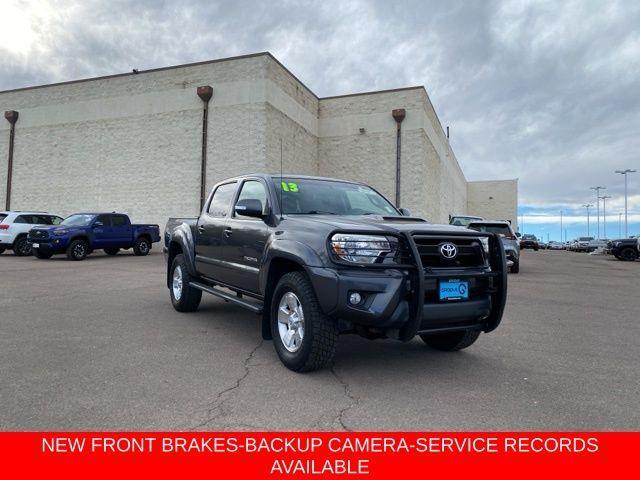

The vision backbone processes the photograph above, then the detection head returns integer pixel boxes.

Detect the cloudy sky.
[1,0,639,240]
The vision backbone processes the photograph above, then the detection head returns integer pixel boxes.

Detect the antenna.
[279,138,284,221]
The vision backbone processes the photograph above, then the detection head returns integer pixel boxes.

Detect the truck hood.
[282,215,472,235]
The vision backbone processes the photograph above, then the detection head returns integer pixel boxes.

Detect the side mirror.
[93,221,104,227]
[235,199,264,218]
[399,207,412,216]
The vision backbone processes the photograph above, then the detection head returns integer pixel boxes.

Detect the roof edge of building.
[319,85,426,100]
[0,51,279,95]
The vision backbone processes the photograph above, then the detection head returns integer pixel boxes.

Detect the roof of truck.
[219,173,365,185]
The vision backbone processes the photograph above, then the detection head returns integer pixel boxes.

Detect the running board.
[189,282,263,314]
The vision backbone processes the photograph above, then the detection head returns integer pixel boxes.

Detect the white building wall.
[467,179,519,230]
[0,52,515,230]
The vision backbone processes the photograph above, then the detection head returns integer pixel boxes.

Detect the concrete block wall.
[467,179,519,230]
[317,88,468,223]
[0,51,514,231]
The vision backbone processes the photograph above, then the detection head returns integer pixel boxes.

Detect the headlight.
[330,234,393,264]
[53,229,69,236]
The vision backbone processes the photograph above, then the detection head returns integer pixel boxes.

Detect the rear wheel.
[133,237,151,256]
[13,236,32,256]
[620,248,638,261]
[170,254,202,312]
[66,239,88,261]
[34,249,53,259]
[420,329,481,351]
[104,247,120,256]
[270,271,337,372]
[0,247,5,254]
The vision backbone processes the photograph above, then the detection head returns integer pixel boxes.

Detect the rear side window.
[208,183,237,217]
[111,215,127,227]
[14,215,36,224]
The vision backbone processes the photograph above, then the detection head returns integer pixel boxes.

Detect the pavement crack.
[330,366,359,431]
[191,339,264,430]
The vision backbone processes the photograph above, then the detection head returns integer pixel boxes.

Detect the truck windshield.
[468,223,512,236]
[275,178,399,216]
[61,214,95,226]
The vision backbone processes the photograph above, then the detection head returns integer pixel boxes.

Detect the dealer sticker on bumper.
[439,279,469,301]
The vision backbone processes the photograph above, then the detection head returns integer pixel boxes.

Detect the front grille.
[411,235,486,268]
[29,229,49,240]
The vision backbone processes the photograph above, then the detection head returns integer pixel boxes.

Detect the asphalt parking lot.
[1,249,639,430]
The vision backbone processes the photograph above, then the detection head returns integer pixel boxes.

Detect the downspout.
[392,108,406,207]
[4,110,19,211]
[197,86,213,210]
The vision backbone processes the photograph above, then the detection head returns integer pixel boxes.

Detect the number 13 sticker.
[281,182,299,192]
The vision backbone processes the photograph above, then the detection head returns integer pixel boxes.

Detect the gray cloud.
[1,0,639,209]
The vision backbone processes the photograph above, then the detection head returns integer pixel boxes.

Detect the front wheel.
[13,237,32,256]
[66,239,88,261]
[270,271,338,372]
[34,249,53,259]
[133,237,151,256]
[420,329,481,351]
[620,248,638,261]
[170,254,202,312]
[510,259,520,274]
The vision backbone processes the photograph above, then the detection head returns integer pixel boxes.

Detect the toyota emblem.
[439,243,458,259]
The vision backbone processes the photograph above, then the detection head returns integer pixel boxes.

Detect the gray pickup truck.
[164,174,507,372]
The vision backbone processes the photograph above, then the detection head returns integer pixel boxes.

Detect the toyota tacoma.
[164,174,507,372]
[29,212,160,260]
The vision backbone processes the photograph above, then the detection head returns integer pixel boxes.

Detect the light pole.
[615,169,636,238]
[590,186,606,239]
[618,212,622,238]
[560,210,563,243]
[599,195,611,239]
[582,203,593,237]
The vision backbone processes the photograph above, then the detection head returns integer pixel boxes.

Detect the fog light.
[349,292,362,305]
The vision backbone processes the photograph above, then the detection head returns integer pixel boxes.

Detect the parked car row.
[0,211,160,260]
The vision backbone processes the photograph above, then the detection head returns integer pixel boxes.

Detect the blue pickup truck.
[28,212,160,260]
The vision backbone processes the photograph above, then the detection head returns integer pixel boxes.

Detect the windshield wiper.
[304,210,336,215]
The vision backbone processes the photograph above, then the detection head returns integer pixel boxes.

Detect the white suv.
[0,211,64,256]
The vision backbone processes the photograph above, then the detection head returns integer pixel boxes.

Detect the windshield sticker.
[281,181,299,192]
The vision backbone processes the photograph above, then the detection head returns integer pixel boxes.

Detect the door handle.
[223,227,233,237]
[197,225,205,233]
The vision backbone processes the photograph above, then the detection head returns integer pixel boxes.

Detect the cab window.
[208,182,237,217]
[95,215,111,226]
[111,215,127,227]
[235,181,267,219]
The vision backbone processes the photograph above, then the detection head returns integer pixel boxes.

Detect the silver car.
[468,221,520,274]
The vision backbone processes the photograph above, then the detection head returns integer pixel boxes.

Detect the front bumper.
[311,232,507,340]
[27,236,70,253]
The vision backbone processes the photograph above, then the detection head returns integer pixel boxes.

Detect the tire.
[13,236,32,256]
[104,247,120,256]
[169,254,202,312]
[0,247,5,255]
[34,249,53,259]
[510,259,520,274]
[270,271,338,372]
[66,239,88,261]
[420,329,481,351]
[620,248,638,261]
[133,237,151,256]
[533,247,539,251]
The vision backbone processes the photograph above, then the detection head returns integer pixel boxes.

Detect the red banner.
[1,432,635,478]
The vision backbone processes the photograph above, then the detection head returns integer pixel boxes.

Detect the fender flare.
[259,239,325,295]
[166,223,198,287]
